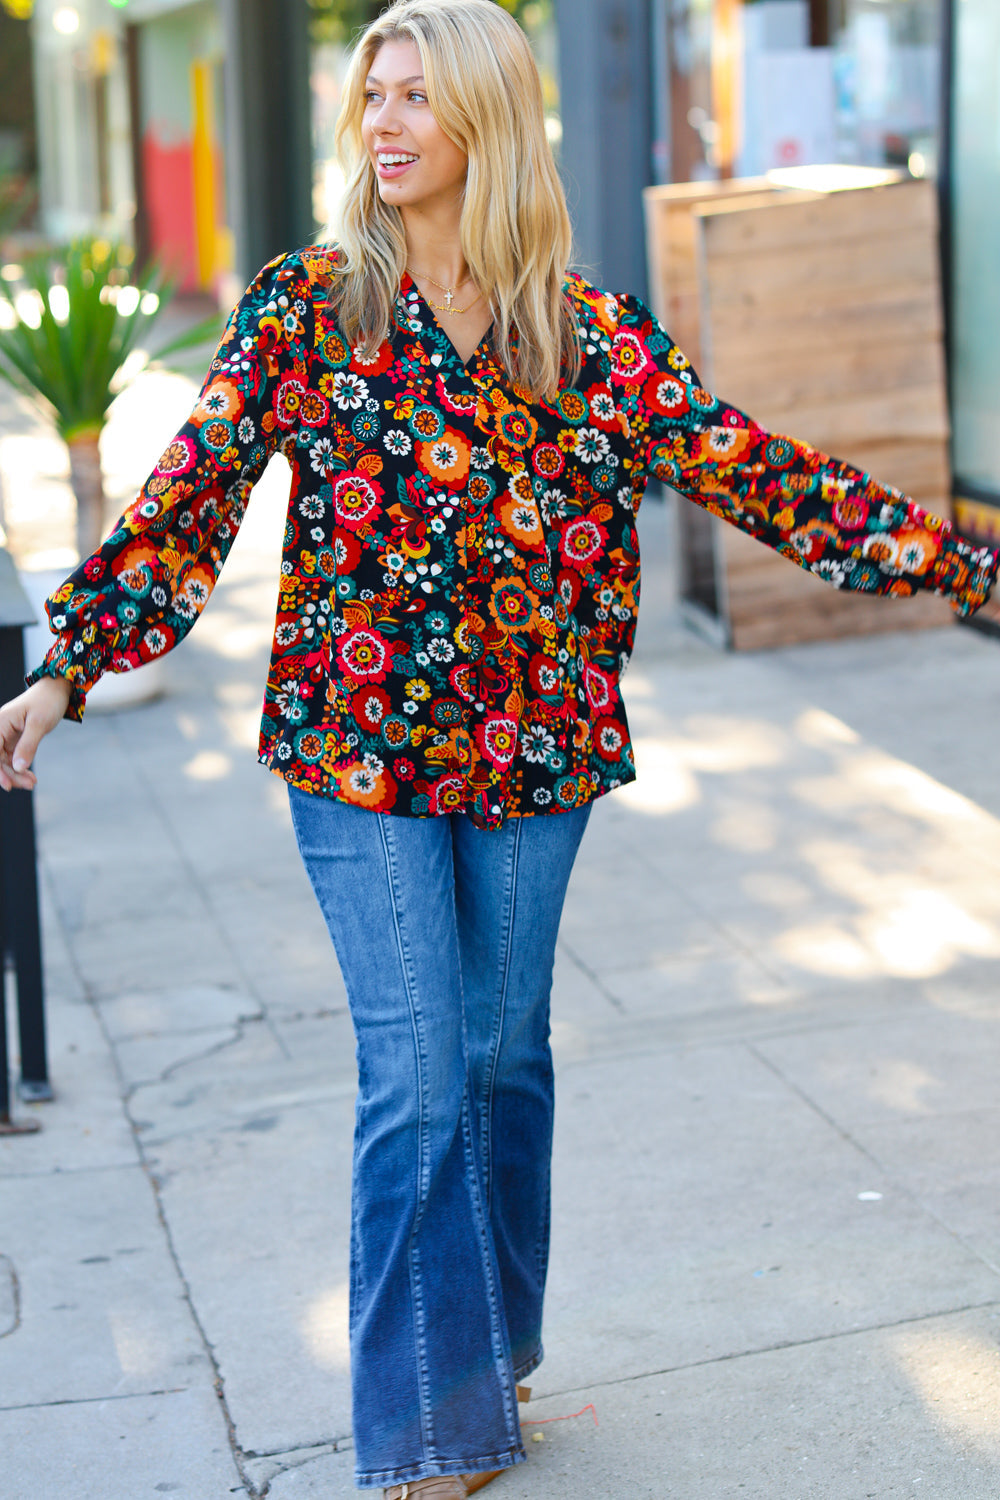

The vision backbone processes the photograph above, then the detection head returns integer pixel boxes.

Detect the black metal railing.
[0,548,49,1135]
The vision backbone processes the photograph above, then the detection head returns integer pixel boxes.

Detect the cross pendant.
[444,288,454,311]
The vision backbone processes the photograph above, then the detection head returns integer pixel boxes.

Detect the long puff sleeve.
[27,249,317,718]
[611,295,998,618]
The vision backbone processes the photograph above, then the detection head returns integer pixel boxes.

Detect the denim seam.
[481,816,523,1215]
[458,1082,522,1447]
[376,813,437,1460]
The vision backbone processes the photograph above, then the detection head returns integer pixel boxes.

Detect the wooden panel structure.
[643,172,954,651]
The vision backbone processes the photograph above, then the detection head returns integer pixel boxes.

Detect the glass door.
[950,0,1000,505]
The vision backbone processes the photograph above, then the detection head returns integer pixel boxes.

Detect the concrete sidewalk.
[4,371,1000,1498]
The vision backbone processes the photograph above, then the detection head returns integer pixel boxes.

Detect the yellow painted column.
[712,0,742,179]
[190,58,217,289]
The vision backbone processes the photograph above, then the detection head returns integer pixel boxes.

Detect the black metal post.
[220,0,316,288]
[553,0,655,298]
[0,548,48,1133]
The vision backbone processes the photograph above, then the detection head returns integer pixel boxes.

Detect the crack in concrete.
[0,1160,138,1182]
[555,935,626,1014]
[122,1020,251,1093]
[39,860,266,1500]
[0,1385,188,1413]
[749,1041,1000,1283]
[117,718,292,1066]
[532,1295,1000,1406]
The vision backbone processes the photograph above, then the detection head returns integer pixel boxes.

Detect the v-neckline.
[400,272,495,374]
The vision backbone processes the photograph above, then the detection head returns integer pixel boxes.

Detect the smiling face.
[362,38,469,217]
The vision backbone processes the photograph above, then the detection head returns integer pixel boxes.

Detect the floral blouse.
[29,246,998,829]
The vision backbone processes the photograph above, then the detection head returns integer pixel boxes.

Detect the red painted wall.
[142,131,197,290]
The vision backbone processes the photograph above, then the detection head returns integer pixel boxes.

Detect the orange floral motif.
[191,377,244,427]
[418,428,471,488]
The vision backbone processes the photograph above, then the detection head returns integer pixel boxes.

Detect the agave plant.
[0,238,221,556]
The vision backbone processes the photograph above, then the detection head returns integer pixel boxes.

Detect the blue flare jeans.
[288,789,591,1490]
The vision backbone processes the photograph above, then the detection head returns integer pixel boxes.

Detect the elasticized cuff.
[25,638,98,722]
[930,531,1000,618]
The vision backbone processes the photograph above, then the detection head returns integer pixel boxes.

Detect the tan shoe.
[383,1479,468,1499]
[462,1473,501,1495]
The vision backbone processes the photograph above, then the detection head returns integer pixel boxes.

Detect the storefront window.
[950,0,1000,502]
[662,0,942,183]
[830,0,940,174]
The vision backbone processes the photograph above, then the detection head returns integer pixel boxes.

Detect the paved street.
[3,369,1000,1497]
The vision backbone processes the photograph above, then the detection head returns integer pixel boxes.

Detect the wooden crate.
[643,171,954,650]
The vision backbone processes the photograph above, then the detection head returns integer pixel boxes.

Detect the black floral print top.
[30,247,998,828]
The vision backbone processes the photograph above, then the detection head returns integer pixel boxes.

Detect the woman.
[1,2,996,1495]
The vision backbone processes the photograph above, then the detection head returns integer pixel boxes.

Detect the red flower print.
[431,698,465,728]
[556,569,582,610]
[832,496,870,531]
[643,372,689,417]
[275,377,307,428]
[337,627,391,682]
[560,517,608,569]
[582,661,613,712]
[333,529,363,571]
[352,685,391,730]
[532,443,565,480]
[586,383,619,430]
[476,714,519,767]
[333,473,383,529]
[609,329,655,383]
[350,340,393,377]
[140,623,176,660]
[593,716,624,760]
[429,774,466,814]
[529,652,561,696]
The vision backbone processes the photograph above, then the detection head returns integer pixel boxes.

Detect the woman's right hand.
[0,677,73,792]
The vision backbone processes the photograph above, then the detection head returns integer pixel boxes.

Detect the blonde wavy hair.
[331,0,580,400]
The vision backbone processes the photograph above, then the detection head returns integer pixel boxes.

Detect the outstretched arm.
[24,248,322,720]
[609,294,998,617]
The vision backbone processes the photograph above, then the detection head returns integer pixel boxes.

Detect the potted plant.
[0,238,220,709]
[0,237,219,556]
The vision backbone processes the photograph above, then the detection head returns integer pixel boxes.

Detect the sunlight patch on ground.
[794,706,860,747]
[774,881,1000,981]
[893,1325,1000,1456]
[300,1283,350,1372]
[183,750,232,782]
[616,738,700,814]
[865,1058,943,1114]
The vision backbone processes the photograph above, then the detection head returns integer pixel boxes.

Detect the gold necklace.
[407,265,481,317]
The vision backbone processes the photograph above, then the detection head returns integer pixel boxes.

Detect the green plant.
[0,238,222,556]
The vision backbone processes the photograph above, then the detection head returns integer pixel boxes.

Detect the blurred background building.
[0,0,997,534]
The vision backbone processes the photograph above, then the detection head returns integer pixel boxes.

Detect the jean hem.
[513,1345,543,1383]
[355,1444,526,1489]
